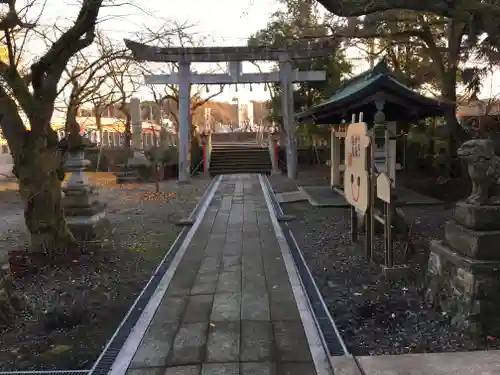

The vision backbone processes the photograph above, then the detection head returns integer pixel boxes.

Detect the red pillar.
[202,143,207,173]
[273,138,279,170]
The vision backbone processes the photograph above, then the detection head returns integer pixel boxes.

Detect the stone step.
[210,169,271,176]
[210,157,271,164]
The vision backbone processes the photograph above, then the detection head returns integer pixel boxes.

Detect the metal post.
[386,201,393,268]
[178,61,191,183]
[384,202,388,266]
[279,57,297,179]
[366,134,375,261]
[385,128,390,181]
[350,205,358,243]
[331,129,340,186]
[274,138,279,171]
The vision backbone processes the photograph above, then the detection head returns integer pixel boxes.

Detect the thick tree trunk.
[14,130,76,254]
[439,68,464,175]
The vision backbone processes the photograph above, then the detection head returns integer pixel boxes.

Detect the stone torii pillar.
[279,56,297,179]
[178,61,191,183]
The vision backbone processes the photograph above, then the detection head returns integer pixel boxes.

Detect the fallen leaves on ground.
[140,192,176,201]
[0,178,213,371]
[4,173,165,192]
[118,191,176,202]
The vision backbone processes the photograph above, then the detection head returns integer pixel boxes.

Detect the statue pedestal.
[62,151,111,244]
[115,151,151,184]
[425,203,500,337]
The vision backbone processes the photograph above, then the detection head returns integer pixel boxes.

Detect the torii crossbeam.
[125,40,334,182]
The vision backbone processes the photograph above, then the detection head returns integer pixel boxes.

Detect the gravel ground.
[0,174,211,371]
[269,170,500,355]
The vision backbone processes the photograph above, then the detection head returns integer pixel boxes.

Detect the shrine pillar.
[330,126,341,186]
[279,56,298,179]
[387,121,397,186]
[178,61,191,184]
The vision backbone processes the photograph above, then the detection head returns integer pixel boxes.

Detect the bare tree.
[105,56,142,151]
[141,22,226,135]
[61,31,127,149]
[315,0,500,52]
[148,84,225,134]
[0,0,104,254]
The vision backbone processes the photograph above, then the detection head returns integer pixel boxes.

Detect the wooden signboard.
[344,122,370,212]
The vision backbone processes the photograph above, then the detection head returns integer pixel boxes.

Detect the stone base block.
[454,201,500,231]
[381,264,411,281]
[127,152,151,168]
[115,163,154,184]
[66,212,111,244]
[176,179,191,185]
[444,220,500,260]
[425,240,500,337]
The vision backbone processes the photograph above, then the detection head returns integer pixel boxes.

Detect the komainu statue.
[457,139,500,205]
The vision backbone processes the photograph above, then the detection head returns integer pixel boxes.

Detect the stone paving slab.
[127,174,319,375]
[356,351,500,375]
[299,185,442,208]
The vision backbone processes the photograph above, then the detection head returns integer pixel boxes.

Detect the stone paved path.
[126,174,324,375]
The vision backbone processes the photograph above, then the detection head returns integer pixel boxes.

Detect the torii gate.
[125,40,334,182]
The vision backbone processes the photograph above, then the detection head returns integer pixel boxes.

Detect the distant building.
[456,98,500,134]
[251,100,272,130]
[456,98,500,119]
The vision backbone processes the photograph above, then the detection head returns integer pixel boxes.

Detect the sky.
[23,0,500,108]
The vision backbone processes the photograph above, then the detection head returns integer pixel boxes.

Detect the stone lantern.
[268,126,280,174]
[62,135,110,245]
[198,128,211,176]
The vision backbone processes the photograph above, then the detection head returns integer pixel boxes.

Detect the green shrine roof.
[296,60,453,124]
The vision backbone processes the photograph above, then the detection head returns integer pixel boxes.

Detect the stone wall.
[425,202,500,337]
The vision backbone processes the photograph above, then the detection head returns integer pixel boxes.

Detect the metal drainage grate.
[88,176,220,375]
[1,177,220,375]
[0,371,89,375]
[262,175,348,356]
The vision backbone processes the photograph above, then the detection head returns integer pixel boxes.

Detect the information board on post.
[376,172,392,203]
[344,122,371,212]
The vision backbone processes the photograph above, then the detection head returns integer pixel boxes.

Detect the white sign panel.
[376,172,392,203]
[344,122,370,212]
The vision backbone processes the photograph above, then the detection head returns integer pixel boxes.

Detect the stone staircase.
[209,142,272,176]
